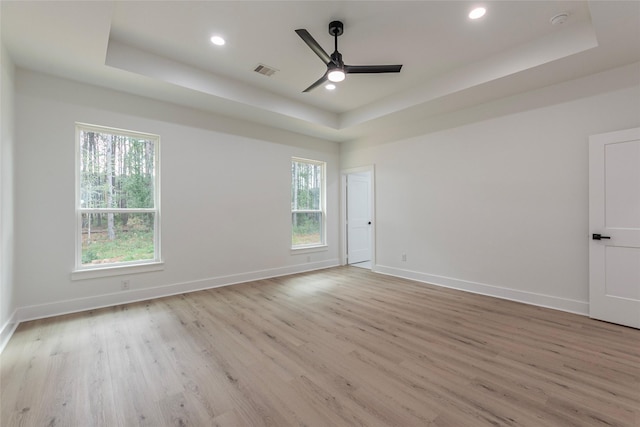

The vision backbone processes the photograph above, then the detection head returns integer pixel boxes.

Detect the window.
[291,158,325,248]
[76,124,160,270]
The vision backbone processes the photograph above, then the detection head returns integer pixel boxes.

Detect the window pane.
[291,161,322,210]
[292,212,322,246]
[81,212,155,265]
[79,130,155,209]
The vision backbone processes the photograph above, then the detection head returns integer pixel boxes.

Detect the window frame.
[291,157,326,250]
[74,123,161,274]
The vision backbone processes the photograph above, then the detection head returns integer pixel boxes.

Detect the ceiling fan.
[295,20,403,92]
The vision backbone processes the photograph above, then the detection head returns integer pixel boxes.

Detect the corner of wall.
[0,36,17,352]
[0,311,18,353]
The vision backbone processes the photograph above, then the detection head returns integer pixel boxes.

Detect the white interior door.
[589,127,640,329]
[347,172,372,265]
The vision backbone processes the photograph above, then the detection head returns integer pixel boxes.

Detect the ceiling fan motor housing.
[331,51,343,66]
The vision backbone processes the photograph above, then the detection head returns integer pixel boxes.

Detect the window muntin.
[291,158,325,248]
[76,124,160,269]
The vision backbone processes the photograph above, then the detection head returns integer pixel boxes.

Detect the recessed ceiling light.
[469,7,486,20]
[210,35,226,46]
[325,84,336,90]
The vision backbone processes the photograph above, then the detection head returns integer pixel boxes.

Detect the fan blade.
[295,29,332,65]
[302,73,329,92]
[345,64,403,74]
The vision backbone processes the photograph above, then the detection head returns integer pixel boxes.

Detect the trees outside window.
[76,124,160,268]
[291,158,325,248]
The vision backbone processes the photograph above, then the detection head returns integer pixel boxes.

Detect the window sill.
[290,245,328,255]
[71,261,164,281]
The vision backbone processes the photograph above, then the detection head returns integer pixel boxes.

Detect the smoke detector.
[550,13,569,25]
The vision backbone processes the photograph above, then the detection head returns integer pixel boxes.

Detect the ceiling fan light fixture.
[327,68,346,82]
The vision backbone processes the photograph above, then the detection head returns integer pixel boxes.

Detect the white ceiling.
[2,1,639,142]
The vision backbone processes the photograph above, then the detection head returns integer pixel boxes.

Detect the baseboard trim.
[12,259,340,327]
[374,265,589,316]
[0,310,19,354]
[4,261,588,353]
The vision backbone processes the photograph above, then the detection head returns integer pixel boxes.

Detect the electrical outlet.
[121,279,130,290]
[401,253,407,262]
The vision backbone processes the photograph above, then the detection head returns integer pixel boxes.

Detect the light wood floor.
[2,267,639,426]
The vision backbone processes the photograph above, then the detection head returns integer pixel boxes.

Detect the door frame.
[341,165,375,268]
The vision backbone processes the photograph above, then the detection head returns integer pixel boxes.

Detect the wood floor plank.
[2,266,639,426]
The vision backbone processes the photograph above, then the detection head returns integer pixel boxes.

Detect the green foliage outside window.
[78,125,158,267]
[291,159,324,247]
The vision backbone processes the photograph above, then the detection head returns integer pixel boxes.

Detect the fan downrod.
[328,20,344,37]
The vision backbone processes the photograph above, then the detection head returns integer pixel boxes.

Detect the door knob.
[592,233,611,240]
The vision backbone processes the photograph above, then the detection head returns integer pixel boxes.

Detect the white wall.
[341,64,640,314]
[7,57,640,338]
[13,70,340,320]
[0,39,16,349]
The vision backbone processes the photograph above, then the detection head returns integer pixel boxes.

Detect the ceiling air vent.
[254,64,278,77]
